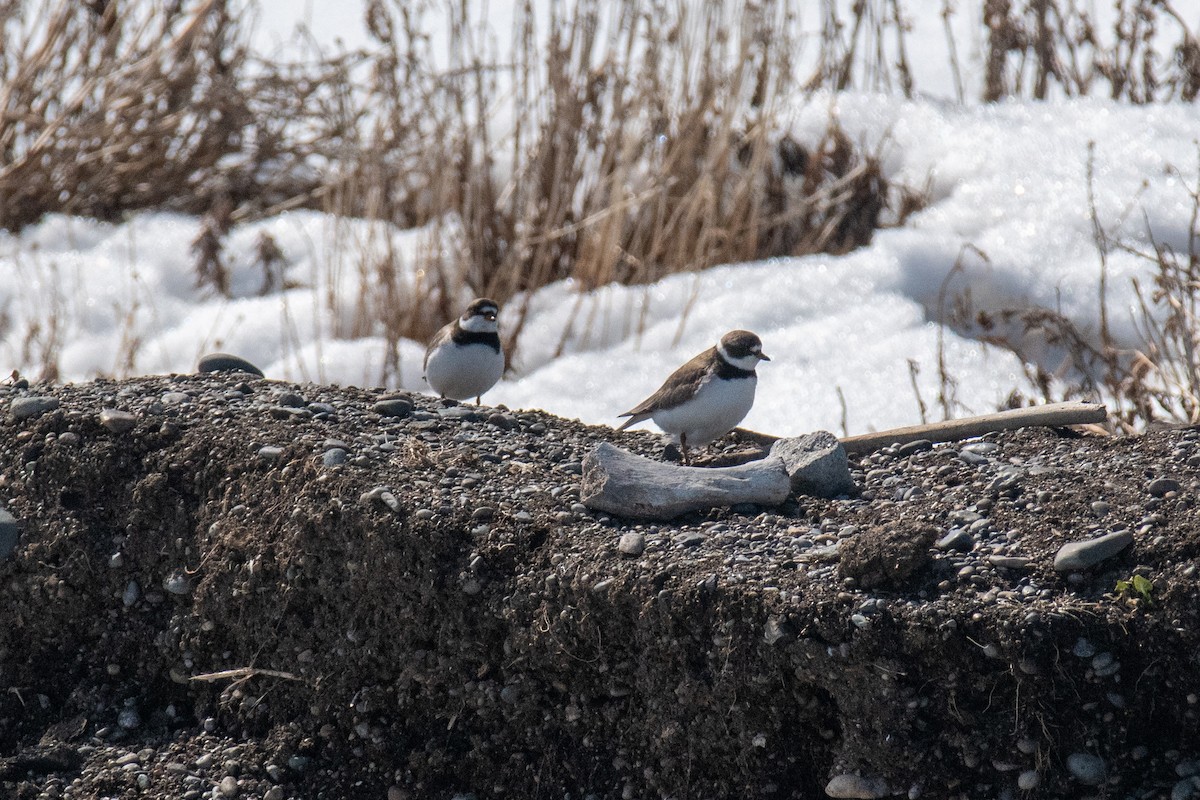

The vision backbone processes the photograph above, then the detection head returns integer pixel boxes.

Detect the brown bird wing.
[423,320,456,375]
[617,347,715,429]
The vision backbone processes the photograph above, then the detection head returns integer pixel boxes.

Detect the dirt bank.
[2,374,1199,799]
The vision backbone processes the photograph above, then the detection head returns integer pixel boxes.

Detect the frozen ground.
[2,2,1199,437]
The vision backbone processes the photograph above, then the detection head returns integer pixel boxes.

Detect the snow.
[4,2,1200,438]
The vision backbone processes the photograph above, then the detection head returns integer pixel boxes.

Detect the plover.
[617,330,769,463]
[423,298,505,403]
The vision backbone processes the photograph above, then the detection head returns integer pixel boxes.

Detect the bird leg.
[475,395,482,404]
[679,433,690,466]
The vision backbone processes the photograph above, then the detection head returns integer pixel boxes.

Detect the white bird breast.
[650,373,757,446]
[424,342,504,400]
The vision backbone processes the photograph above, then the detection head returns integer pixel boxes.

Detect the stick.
[189,667,302,683]
[837,401,1106,454]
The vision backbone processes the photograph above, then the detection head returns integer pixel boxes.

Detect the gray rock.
[117,708,141,730]
[123,580,141,607]
[373,397,414,418]
[618,532,645,556]
[896,438,933,457]
[10,396,59,420]
[99,408,138,434]
[197,353,265,378]
[322,448,348,466]
[1053,529,1133,571]
[770,431,855,498]
[825,773,890,798]
[163,571,193,595]
[1148,477,1182,497]
[0,506,18,560]
[1066,752,1106,786]
[936,528,973,552]
[258,446,284,463]
[1017,770,1040,790]
[987,555,1030,569]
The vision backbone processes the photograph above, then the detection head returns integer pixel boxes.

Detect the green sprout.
[1115,574,1153,605]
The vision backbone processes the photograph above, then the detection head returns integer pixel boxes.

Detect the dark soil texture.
[2,374,1200,800]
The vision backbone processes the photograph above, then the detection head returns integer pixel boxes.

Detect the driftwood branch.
[838,401,1106,454]
[582,443,790,520]
[189,667,301,683]
[583,433,852,521]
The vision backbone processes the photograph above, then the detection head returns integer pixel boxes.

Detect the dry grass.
[3,0,1198,423]
[936,146,1200,431]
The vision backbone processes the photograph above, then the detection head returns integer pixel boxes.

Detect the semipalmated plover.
[617,330,769,462]
[423,298,504,403]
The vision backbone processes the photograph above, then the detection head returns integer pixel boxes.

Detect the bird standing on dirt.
[617,330,769,463]
[423,298,505,404]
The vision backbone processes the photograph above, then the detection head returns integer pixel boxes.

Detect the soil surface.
[2,373,1200,800]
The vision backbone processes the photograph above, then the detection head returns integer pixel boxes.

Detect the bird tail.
[616,413,645,431]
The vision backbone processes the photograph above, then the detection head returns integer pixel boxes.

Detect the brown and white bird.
[423,298,505,403]
[617,330,769,462]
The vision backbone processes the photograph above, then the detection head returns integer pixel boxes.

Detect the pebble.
[825,773,890,798]
[372,397,414,418]
[219,775,239,797]
[161,392,191,405]
[322,448,348,466]
[1017,770,1040,790]
[99,408,138,433]
[987,555,1030,569]
[1053,529,1134,571]
[961,441,999,455]
[897,439,933,457]
[122,580,141,607]
[162,571,192,595]
[1066,752,1106,785]
[197,353,265,377]
[10,396,59,419]
[1148,477,1182,497]
[0,506,18,560]
[471,507,495,522]
[117,708,141,730]
[618,533,646,556]
[258,446,284,463]
[264,788,285,800]
[936,528,973,552]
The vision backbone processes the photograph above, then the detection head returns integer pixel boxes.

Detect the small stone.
[896,439,933,457]
[936,528,972,552]
[825,773,890,798]
[10,396,59,419]
[961,441,999,455]
[99,408,138,433]
[322,448,348,466]
[1072,637,1096,658]
[162,571,192,595]
[122,580,141,607]
[1148,477,1182,497]
[264,788,285,800]
[219,775,239,797]
[372,397,413,418]
[258,446,284,463]
[1017,770,1040,790]
[276,392,305,408]
[1090,500,1111,516]
[161,391,191,405]
[1066,752,1106,786]
[987,555,1030,569]
[0,506,18,560]
[197,353,265,377]
[117,708,141,730]
[1054,529,1133,571]
[471,507,496,522]
[618,532,645,556]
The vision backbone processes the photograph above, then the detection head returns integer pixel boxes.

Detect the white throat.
[717,342,759,371]
[460,314,498,334]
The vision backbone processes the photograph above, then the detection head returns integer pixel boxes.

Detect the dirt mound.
[2,374,1199,799]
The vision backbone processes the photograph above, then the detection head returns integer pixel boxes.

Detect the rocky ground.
[1,372,1199,800]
